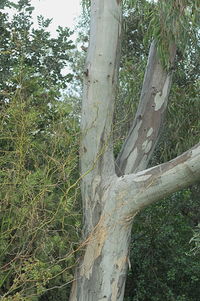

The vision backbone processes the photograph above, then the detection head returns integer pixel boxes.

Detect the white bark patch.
[123,120,142,156]
[142,140,152,153]
[134,174,151,182]
[147,127,153,137]
[154,76,170,111]
[144,140,152,154]
[142,140,148,150]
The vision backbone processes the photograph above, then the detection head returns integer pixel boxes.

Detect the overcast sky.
[31,0,82,34]
[7,0,82,35]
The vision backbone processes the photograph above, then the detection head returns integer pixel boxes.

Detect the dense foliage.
[125,188,200,301]
[0,1,81,300]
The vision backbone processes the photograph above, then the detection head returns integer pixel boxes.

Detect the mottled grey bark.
[80,0,121,238]
[116,41,176,175]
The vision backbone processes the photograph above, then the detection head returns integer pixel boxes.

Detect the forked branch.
[116,143,200,214]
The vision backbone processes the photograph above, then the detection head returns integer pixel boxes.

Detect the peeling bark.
[70,175,134,301]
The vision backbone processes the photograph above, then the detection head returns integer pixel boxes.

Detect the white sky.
[31,0,82,33]
[8,0,82,35]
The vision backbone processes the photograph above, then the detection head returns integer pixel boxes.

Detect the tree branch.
[116,41,176,176]
[116,143,200,215]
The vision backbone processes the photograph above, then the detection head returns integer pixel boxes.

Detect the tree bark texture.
[69,1,200,300]
[80,0,122,238]
[116,41,176,175]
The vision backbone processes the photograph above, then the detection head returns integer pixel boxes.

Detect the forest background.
[0,0,200,300]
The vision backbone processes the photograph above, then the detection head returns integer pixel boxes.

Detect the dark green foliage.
[0,0,74,99]
[0,1,80,300]
[114,6,149,154]
[125,189,200,301]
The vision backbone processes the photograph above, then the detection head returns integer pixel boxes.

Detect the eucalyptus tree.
[69,0,200,300]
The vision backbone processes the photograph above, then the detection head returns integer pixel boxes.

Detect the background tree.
[0,1,80,300]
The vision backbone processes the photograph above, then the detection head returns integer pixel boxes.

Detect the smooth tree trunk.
[69,1,200,300]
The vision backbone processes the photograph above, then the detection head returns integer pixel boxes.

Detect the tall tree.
[69,0,200,300]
